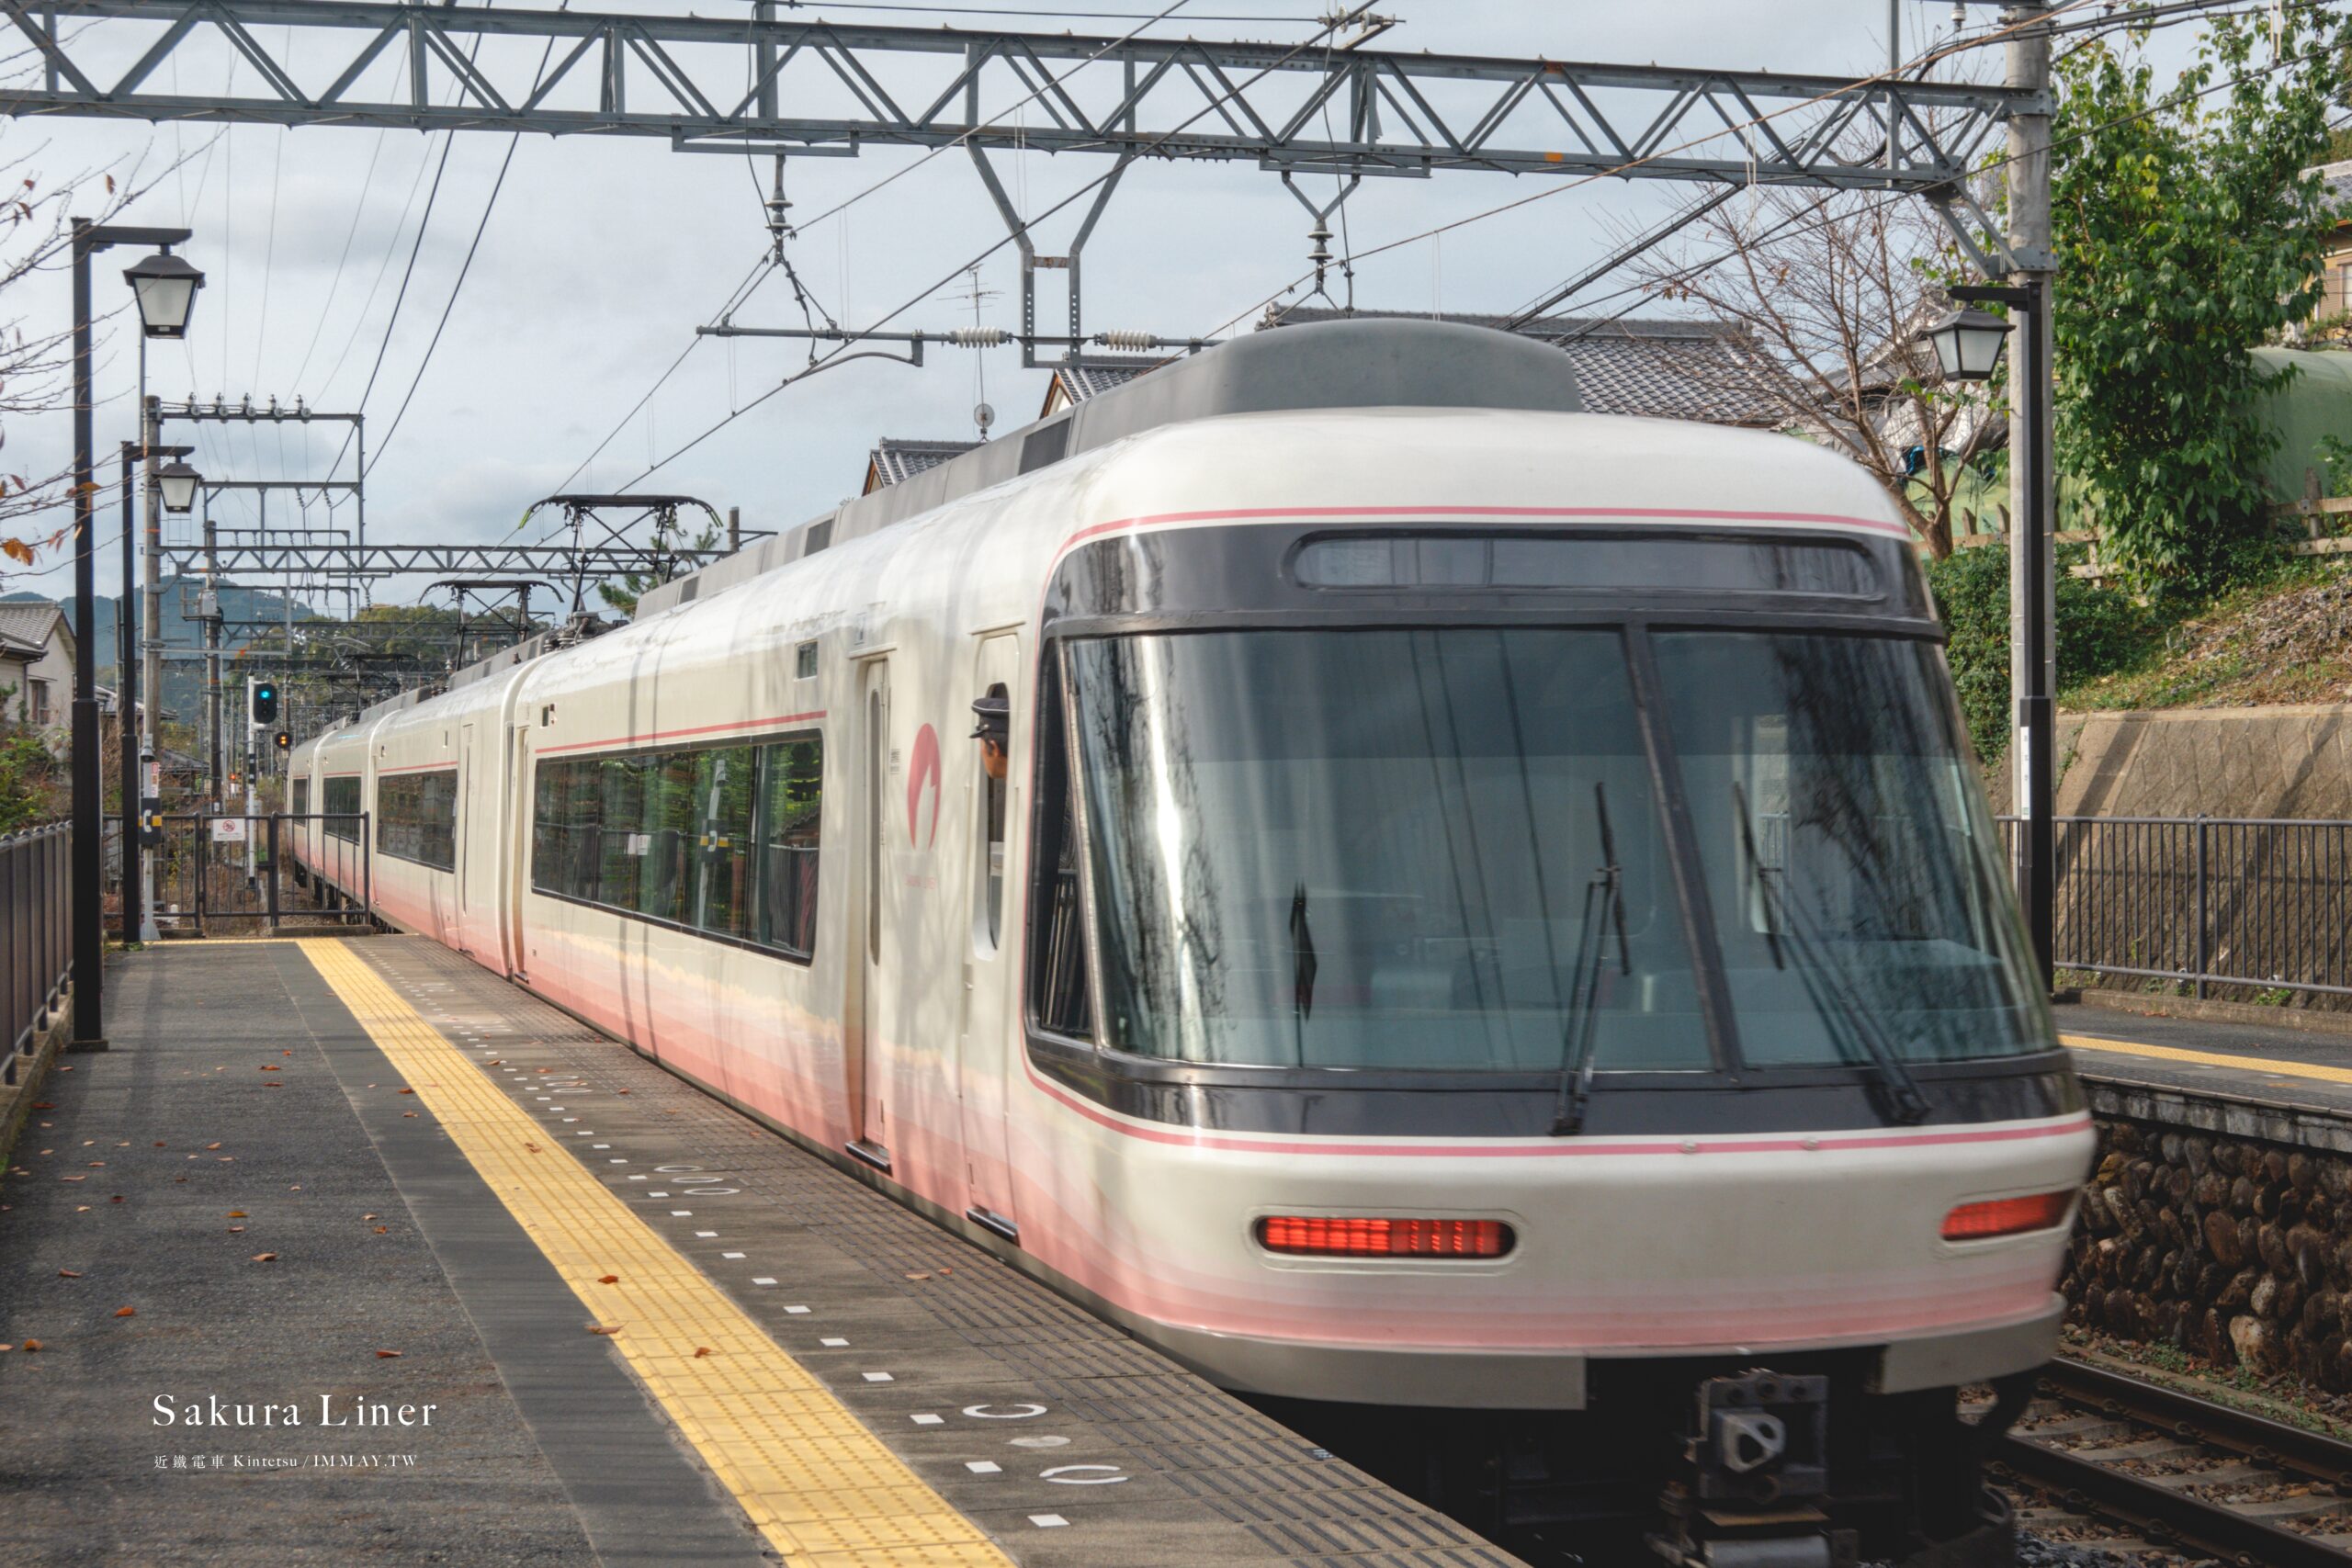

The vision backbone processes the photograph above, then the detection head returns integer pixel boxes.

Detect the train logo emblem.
[906,723,942,848]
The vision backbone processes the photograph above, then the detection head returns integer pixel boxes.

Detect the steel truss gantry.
[154,540,739,579]
[3,1,2031,190]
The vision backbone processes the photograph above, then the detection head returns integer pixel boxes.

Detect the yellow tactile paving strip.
[2062,1032,2352,1087]
[295,938,1013,1568]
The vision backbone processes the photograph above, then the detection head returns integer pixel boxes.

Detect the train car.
[292,319,2089,1567]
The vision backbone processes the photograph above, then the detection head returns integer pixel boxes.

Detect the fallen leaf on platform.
[372,1226,387,1234]
[258,1066,279,1072]
[597,1275,618,1285]
[903,1272,932,1280]
[215,1157,233,1163]
[694,1348,712,1358]
[282,1051,292,1057]
[153,1142,164,1148]
[374,1349,401,1359]
[938,1267,953,1276]
[250,1253,277,1263]
[205,1143,220,1151]
[85,1162,103,1168]
[524,1144,540,1154]
[74,1205,89,1212]
[60,1175,84,1182]
[108,1196,122,1204]
[364,1214,377,1221]
[397,1089,414,1096]
[57,1269,80,1278]
[229,1211,246,1217]
[587,1325,620,1336]
[113,1305,134,1317]
[401,1111,417,1119]
[30,1101,51,1111]
[289,1186,301,1191]
[19,1339,40,1351]
[0,1345,11,1352]
[228,1226,244,1234]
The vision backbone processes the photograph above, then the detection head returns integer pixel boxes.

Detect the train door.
[847,658,892,1171]
[503,724,531,978]
[456,722,476,945]
[959,634,1022,1237]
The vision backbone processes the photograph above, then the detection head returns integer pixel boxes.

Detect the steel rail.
[1992,1357,2352,1568]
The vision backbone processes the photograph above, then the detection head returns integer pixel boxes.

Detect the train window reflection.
[1293,532,1878,596]
[529,732,822,962]
[1651,632,2047,1066]
[1060,629,1706,1071]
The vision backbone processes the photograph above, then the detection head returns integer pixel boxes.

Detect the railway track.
[1992,1356,2352,1566]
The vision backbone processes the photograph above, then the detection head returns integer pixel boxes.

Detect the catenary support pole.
[137,391,161,942]
[2006,2,2057,987]
[68,220,103,1048]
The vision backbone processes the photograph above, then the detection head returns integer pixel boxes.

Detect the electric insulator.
[949,327,1009,348]
[1095,331,1156,351]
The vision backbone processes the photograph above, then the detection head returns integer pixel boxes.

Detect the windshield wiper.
[1731,783,1931,1126]
[1289,881,1317,1059]
[1551,784,1632,1137]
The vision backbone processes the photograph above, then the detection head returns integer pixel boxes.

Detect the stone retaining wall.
[2066,1111,2352,1389]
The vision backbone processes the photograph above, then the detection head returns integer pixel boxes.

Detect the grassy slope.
[2064,556,2352,711]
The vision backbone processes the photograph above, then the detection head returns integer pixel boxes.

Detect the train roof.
[634,316,1589,619]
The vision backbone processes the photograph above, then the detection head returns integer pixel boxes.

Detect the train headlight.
[1940,1190,2075,1242]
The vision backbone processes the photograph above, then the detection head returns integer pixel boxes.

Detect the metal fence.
[4,821,70,1076]
[1998,814,2352,1002]
[153,813,370,936]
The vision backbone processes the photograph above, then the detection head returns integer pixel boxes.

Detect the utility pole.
[138,392,163,941]
[2007,2,2057,987]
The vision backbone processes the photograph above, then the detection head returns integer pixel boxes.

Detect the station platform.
[2058,997,2352,1151]
[0,936,1519,1568]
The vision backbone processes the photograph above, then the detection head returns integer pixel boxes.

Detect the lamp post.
[67,220,201,1050]
[1915,278,2054,988]
[116,439,196,945]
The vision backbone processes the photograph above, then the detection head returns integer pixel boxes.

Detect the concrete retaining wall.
[1988,705,2352,819]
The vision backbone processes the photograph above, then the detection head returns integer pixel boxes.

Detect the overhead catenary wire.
[608,1,1382,491]
[552,0,1199,495]
[365,9,573,479]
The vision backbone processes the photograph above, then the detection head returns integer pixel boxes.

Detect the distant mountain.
[3,581,321,721]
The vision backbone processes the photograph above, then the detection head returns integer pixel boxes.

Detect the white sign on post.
[209,818,247,844]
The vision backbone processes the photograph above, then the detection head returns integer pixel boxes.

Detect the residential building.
[0,601,74,742]
[2312,160,2352,320]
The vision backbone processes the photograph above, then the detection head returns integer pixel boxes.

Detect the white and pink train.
[292,319,2089,1565]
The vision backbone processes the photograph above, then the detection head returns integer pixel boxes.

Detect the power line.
[366,13,573,478]
[289,130,390,393]
[612,2,1378,491]
[554,0,1199,493]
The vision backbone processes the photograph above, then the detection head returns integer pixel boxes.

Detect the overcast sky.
[0,0,2209,610]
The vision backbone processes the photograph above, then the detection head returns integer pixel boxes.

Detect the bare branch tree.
[1619,184,2004,558]
[0,132,200,571]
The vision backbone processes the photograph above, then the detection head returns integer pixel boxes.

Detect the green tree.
[2049,15,2335,595]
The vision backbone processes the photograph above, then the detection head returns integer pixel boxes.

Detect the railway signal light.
[251,681,277,725]
[273,729,291,751]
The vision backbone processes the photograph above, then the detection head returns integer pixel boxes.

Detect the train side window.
[976,679,1010,950]
[1027,649,1093,1041]
[755,734,823,959]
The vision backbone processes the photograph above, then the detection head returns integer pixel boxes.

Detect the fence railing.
[1997,814,2352,1001]
[3,821,71,1077]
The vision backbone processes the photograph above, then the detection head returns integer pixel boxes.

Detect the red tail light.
[1940,1190,2075,1242]
[1258,1215,1514,1259]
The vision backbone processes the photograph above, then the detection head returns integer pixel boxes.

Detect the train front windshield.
[1060,627,2047,1074]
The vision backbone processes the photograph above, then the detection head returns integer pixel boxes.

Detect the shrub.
[1923,541,2150,763]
